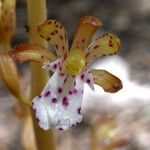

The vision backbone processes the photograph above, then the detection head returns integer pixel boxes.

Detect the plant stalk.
[27,0,56,149]
[1,41,11,52]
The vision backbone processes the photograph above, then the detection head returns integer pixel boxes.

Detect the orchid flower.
[10,16,122,131]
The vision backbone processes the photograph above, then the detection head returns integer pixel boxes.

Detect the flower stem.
[1,40,11,52]
[27,0,56,149]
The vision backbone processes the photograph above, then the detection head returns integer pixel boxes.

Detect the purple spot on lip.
[81,74,84,80]
[62,97,69,106]
[86,79,91,83]
[44,91,50,97]
[36,117,40,122]
[59,66,62,71]
[76,122,79,125]
[58,88,62,93]
[33,107,36,113]
[58,127,63,131]
[53,64,57,69]
[69,91,73,95]
[38,95,42,98]
[64,77,67,84]
[77,107,81,114]
[60,73,65,76]
[73,89,78,94]
[52,98,57,103]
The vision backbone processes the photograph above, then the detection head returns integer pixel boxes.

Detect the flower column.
[27,0,56,149]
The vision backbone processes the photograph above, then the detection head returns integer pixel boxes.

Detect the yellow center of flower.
[63,49,85,76]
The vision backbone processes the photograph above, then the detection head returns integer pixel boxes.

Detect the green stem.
[27,0,56,149]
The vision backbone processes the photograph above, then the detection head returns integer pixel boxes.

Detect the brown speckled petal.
[70,16,102,52]
[85,33,121,65]
[91,69,122,93]
[38,19,69,59]
[9,43,57,63]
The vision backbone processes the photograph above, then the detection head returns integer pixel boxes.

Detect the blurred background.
[0,0,150,149]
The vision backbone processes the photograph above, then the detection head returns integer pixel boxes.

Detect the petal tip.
[106,80,123,93]
[80,16,102,28]
[114,80,123,91]
[110,33,121,51]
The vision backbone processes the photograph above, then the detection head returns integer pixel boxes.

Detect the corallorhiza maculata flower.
[9,16,122,131]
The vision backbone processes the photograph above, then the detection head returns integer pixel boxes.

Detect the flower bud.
[0,0,16,43]
[0,53,21,99]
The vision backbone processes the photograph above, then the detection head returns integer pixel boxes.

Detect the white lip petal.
[32,68,84,131]
[79,68,95,91]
